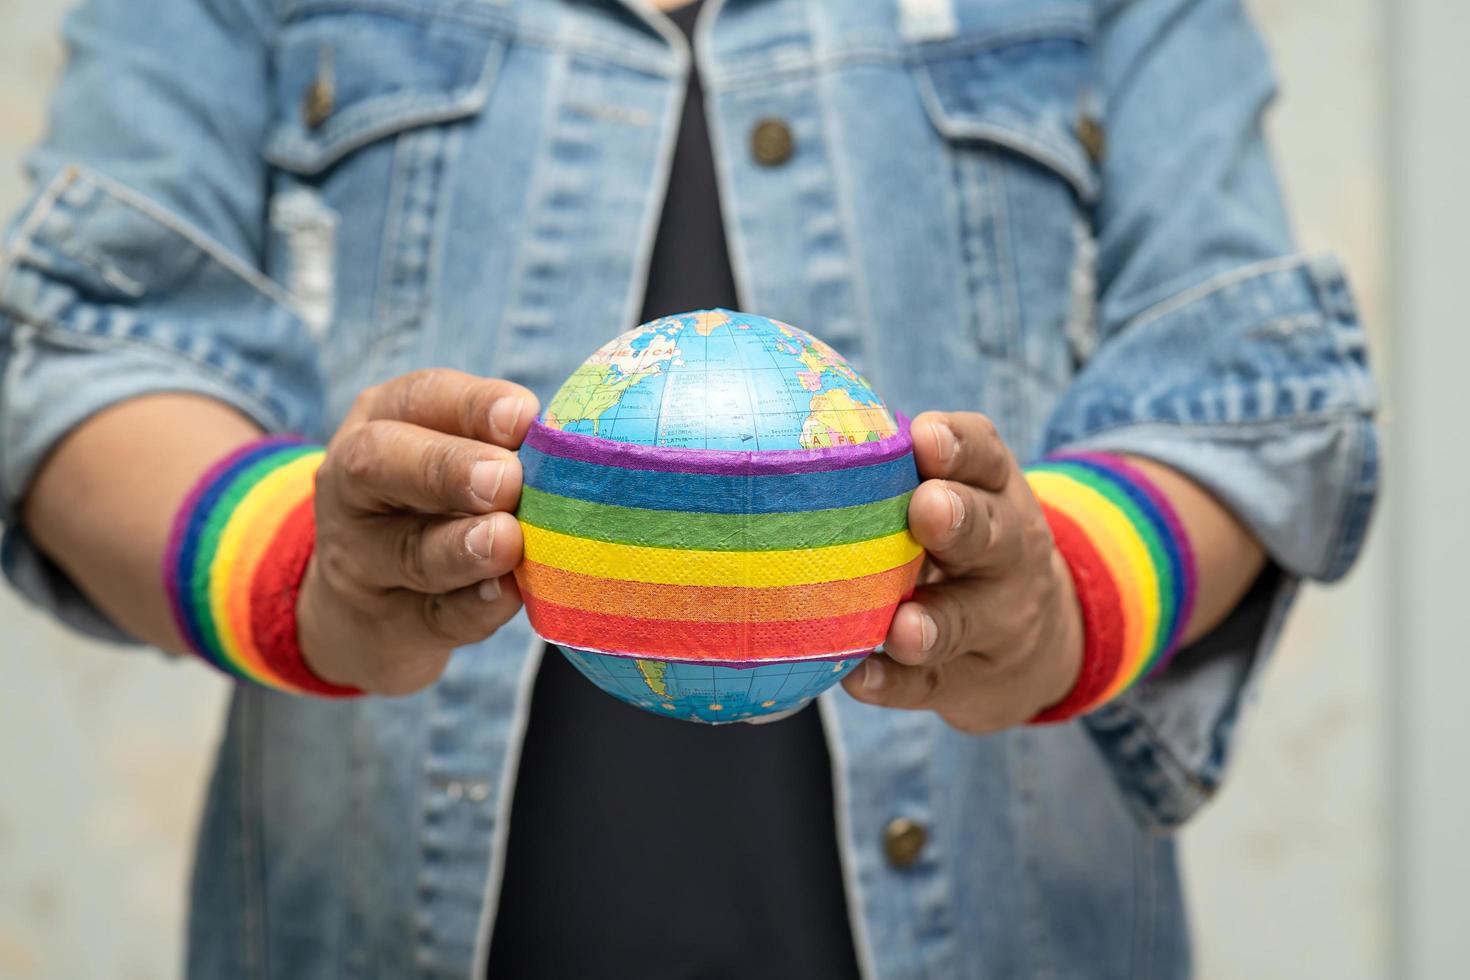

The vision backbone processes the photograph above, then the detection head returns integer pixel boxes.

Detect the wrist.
[293,556,357,690]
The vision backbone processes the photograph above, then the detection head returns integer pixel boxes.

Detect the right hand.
[297,370,537,695]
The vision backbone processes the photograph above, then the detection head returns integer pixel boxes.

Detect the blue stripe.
[521,444,920,513]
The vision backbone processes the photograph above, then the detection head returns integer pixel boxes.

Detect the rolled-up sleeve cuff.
[1041,254,1380,830]
[0,165,321,641]
[0,318,290,643]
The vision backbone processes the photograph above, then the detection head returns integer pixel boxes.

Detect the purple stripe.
[162,436,306,650]
[524,414,913,475]
[557,644,872,667]
[1054,450,1199,667]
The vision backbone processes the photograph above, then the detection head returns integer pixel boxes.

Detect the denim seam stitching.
[811,0,884,401]
[486,48,570,375]
[1114,252,1329,337]
[0,172,71,506]
[47,165,302,315]
[0,309,290,431]
[1055,404,1373,460]
[281,0,678,77]
[0,166,72,294]
[816,696,880,980]
[712,20,1090,94]
[420,122,463,358]
[990,152,1029,436]
[468,635,546,976]
[372,118,418,340]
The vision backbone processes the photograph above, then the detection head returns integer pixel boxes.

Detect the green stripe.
[1030,461,1176,666]
[517,485,913,551]
[188,445,318,672]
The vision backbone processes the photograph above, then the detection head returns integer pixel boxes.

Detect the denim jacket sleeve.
[1042,0,1379,830]
[0,0,318,641]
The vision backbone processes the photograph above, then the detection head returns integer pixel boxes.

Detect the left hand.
[841,412,1084,733]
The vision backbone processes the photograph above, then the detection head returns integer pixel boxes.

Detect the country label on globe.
[515,309,922,724]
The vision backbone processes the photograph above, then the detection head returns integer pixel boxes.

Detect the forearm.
[1124,456,1266,647]
[20,394,264,652]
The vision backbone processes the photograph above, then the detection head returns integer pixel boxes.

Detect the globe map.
[559,648,866,724]
[539,309,899,723]
[543,308,897,451]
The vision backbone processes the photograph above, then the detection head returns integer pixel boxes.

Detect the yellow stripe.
[1027,470,1161,699]
[521,523,924,588]
[207,453,323,685]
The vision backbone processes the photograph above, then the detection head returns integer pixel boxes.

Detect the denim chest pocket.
[263,5,506,385]
[910,17,1100,384]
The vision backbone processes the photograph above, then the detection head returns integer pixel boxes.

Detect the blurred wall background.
[0,0,1401,977]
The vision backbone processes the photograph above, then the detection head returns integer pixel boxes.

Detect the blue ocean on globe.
[557,649,866,725]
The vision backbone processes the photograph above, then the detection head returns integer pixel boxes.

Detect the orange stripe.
[516,555,922,622]
[522,594,901,661]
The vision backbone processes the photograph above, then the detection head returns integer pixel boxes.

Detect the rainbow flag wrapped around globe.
[514,309,923,723]
[515,418,923,663]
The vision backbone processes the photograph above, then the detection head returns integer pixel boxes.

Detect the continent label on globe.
[516,310,922,724]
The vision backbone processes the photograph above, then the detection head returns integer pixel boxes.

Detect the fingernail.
[465,520,493,560]
[930,420,957,464]
[919,611,938,652]
[490,397,527,442]
[862,658,886,691]
[944,486,965,532]
[470,460,505,507]
[478,578,501,602]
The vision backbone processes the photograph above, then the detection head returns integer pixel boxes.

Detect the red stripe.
[1029,503,1125,724]
[522,593,899,661]
[249,498,362,698]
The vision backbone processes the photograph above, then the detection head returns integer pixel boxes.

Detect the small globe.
[515,309,921,724]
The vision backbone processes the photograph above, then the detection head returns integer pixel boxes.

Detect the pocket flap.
[265,10,505,176]
[913,31,1099,203]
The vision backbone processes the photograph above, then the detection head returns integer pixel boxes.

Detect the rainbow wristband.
[163,437,360,697]
[1024,452,1197,723]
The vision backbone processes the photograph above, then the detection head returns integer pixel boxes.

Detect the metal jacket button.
[751,117,795,166]
[303,78,334,130]
[883,816,927,868]
[302,45,335,130]
[1075,113,1106,165]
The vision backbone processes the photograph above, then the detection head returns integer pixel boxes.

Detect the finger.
[326,420,523,515]
[414,572,524,649]
[910,411,1011,491]
[907,478,1023,576]
[843,652,1046,733]
[348,369,538,449]
[359,511,522,593]
[883,575,1037,668]
[841,651,990,714]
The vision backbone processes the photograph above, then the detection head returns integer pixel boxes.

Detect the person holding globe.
[0,0,1377,976]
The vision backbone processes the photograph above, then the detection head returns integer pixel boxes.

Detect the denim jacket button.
[750,118,795,166]
[1075,114,1106,164]
[883,816,927,868]
[303,77,334,130]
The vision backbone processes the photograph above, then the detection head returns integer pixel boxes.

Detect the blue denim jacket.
[0,0,1377,976]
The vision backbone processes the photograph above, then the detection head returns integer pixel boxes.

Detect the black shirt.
[485,4,861,978]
